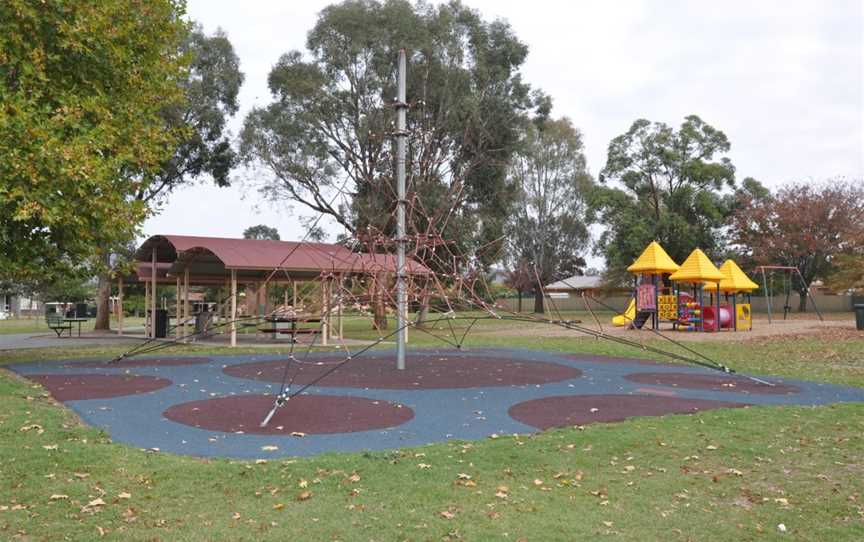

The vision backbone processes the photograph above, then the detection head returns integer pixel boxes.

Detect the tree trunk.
[372,277,388,331]
[94,271,111,331]
[517,291,522,313]
[415,295,430,327]
[798,291,807,313]
[533,289,544,314]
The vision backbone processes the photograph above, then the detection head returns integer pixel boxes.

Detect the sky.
[144,0,864,268]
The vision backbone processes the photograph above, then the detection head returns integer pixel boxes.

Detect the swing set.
[755,265,824,323]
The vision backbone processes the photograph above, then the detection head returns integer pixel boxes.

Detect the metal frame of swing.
[755,265,824,323]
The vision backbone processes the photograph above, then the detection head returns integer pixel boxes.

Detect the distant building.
[543,275,612,298]
[0,292,42,319]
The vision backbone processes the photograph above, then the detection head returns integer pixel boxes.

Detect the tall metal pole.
[395,49,408,370]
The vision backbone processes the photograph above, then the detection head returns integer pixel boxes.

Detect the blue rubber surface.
[10,348,864,459]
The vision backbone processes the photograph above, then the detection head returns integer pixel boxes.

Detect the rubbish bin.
[855,304,864,331]
[195,310,213,338]
[153,309,168,338]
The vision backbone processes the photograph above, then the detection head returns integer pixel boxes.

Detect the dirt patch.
[163,394,414,435]
[485,317,853,343]
[509,394,748,429]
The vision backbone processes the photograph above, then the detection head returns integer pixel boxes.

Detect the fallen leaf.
[298,479,308,488]
[297,491,312,501]
[439,510,455,519]
[49,494,69,500]
[417,463,432,469]
[42,444,58,450]
[87,498,106,507]
[533,479,544,486]
[19,424,44,434]
[255,459,268,465]
[73,472,90,479]
[603,521,614,527]
[261,445,279,451]
[290,432,306,438]
[232,512,241,520]
[273,503,285,510]
[348,473,361,483]
[118,492,131,500]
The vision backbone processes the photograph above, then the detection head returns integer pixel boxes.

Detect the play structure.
[613,241,758,332]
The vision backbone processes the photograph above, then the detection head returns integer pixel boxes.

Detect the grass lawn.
[0,316,145,335]
[1,314,862,540]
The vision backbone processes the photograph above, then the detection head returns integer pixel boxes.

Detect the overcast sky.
[144,0,864,267]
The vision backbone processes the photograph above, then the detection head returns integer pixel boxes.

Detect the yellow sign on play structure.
[657,294,678,320]
[736,304,752,331]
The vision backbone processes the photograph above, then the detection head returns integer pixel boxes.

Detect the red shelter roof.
[134,235,430,283]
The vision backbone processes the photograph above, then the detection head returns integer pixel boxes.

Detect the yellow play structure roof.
[627,241,680,274]
[704,259,759,292]
[669,248,724,283]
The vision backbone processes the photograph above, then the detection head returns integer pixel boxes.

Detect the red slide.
[701,305,733,331]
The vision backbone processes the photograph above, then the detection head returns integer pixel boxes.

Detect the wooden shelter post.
[151,247,157,338]
[175,276,181,340]
[337,275,344,340]
[321,279,329,346]
[144,280,150,338]
[230,269,237,347]
[183,267,190,342]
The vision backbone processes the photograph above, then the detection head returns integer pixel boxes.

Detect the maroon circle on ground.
[509,394,748,430]
[163,394,414,435]
[623,372,799,394]
[222,354,582,389]
[69,357,212,369]
[28,374,172,402]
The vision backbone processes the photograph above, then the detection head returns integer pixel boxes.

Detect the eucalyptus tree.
[243,225,281,241]
[506,117,593,313]
[591,115,737,282]
[241,0,541,273]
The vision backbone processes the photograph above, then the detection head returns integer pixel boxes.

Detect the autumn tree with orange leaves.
[729,179,864,311]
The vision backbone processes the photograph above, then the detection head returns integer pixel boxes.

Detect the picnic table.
[45,314,88,338]
[259,315,322,342]
[64,317,88,337]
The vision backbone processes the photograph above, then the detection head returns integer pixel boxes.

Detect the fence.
[497,293,857,314]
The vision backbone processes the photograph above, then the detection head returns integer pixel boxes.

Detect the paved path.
[9,348,864,459]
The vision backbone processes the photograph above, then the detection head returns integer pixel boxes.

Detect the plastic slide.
[612,298,636,327]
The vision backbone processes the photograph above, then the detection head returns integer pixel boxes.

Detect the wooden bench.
[258,317,322,341]
[45,314,72,338]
